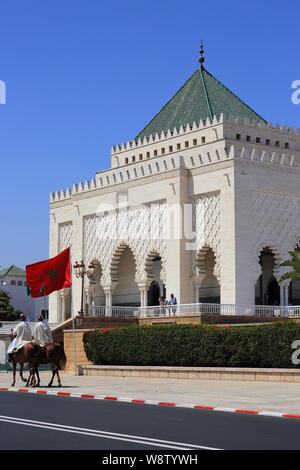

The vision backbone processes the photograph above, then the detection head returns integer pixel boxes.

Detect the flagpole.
[26,288,29,319]
[69,248,77,376]
[42,281,47,319]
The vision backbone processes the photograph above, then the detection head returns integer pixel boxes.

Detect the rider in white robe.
[7,315,33,357]
[33,315,53,346]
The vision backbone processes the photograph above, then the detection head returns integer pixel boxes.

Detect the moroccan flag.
[26,247,71,298]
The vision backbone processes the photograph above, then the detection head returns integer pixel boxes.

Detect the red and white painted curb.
[1,387,300,420]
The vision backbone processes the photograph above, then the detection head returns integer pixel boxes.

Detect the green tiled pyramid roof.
[136,66,266,141]
[0,265,26,277]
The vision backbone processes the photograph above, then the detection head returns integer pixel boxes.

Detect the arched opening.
[145,253,165,306]
[289,242,300,305]
[148,281,161,306]
[255,248,280,305]
[111,246,139,306]
[196,247,220,303]
[268,277,280,306]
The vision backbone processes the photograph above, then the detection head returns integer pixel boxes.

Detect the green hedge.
[83,321,300,368]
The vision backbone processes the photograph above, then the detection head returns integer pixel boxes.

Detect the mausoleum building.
[49,51,300,322]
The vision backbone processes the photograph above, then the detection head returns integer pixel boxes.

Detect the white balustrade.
[88,303,300,318]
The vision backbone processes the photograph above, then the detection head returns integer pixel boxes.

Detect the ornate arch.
[143,249,167,283]
[194,245,220,284]
[254,243,283,283]
[87,259,104,290]
[109,242,138,283]
[83,203,167,287]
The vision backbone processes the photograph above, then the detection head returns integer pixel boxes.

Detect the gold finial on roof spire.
[199,41,205,65]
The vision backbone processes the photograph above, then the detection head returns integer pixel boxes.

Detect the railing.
[89,306,139,318]
[89,303,300,318]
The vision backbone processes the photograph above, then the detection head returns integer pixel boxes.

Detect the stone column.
[280,284,285,307]
[285,283,290,306]
[192,276,204,304]
[222,161,258,306]
[137,281,151,316]
[144,289,148,307]
[102,282,117,316]
[194,284,200,303]
[84,287,91,315]
[104,289,112,307]
[219,168,236,305]
[165,157,193,305]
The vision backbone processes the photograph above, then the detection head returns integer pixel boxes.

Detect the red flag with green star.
[26,247,71,298]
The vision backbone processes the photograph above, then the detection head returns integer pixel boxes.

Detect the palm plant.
[279,244,300,282]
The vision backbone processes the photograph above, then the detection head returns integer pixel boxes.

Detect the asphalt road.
[1,391,300,451]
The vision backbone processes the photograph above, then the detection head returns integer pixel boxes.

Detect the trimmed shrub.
[83,321,300,368]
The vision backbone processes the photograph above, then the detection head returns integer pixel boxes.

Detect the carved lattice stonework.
[192,192,221,281]
[252,191,300,280]
[59,222,73,253]
[83,202,167,285]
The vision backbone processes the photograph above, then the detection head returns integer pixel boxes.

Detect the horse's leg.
[19,362,27,383]
[29,364,37,386]
[26,367,34,387]
[11,360,16,387]
[55,364,62,387]
[34,367,40,387]
[29,367,36,386]
[48,366,55,387]
[31,372,36,387]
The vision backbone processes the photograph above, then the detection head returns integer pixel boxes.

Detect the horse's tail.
[59,346,67,370]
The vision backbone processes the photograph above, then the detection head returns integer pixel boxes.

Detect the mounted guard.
[33,314,53,346]
[7,314,34,362]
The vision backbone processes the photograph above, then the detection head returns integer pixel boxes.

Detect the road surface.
[1,391,300,451]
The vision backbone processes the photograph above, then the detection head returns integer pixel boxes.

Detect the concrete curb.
[1,387,300,420]
[79,365,300,382]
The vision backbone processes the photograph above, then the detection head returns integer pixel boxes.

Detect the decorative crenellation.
[50,142,300,204]
[50,154,185,203]
[50,113,300,204]
[111,114,225,154]
[49,147,232,203]
[111,114,300,155]
[224,115,300,136]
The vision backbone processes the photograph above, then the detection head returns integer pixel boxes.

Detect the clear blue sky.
[0,0,299,270]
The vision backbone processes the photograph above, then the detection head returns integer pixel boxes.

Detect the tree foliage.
[279,244,300,283]
[0,290,20,321]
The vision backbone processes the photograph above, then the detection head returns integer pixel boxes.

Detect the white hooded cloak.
[34,321,53,346]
